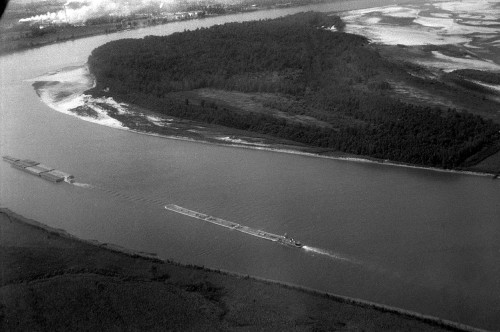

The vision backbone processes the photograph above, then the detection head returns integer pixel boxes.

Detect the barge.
[165,204,303,248]
[3,156,74,183]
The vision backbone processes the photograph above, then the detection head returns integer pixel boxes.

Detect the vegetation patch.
[71,105,99,118]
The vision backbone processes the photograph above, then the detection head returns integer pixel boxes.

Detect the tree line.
[88,12,500,169]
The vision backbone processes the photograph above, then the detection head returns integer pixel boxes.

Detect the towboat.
[279,234,303,248]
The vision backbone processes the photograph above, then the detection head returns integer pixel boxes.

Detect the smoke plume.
[19,0,184,24]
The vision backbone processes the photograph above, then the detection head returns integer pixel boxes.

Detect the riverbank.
[0,207,485,331]
[123,121,500,179]
[83,96,500,179]
[28,63,500,179]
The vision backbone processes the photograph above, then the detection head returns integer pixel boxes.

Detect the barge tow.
[165,204,303,248]
[3,156,74,183]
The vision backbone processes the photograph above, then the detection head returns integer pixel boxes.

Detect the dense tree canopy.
[88,12,500,169]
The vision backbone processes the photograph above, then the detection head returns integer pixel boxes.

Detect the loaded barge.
[3,156,74,183]
[165,204,303,248]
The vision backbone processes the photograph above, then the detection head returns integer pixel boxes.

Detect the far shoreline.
[50,101,499,179]
[124,125,500,179]
[0,0,429,58]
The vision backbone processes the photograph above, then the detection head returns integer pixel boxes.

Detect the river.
[1,0,500,329]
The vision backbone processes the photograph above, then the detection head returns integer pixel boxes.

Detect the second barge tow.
[3,156,74,183]
[165,204,303,248]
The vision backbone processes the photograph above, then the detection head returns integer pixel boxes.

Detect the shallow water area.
[341,0,500,72]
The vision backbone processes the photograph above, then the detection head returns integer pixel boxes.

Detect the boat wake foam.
[303,245,406,283]
[302,245,356,263]
[70,182,93,188]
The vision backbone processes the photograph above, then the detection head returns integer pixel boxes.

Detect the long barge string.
[165,204,303,248]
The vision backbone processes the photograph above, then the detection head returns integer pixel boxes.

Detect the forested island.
[87,12,500,171]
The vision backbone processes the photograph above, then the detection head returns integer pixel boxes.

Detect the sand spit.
[29,66,125,128]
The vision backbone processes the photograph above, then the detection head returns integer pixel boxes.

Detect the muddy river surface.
[1,1,500,329]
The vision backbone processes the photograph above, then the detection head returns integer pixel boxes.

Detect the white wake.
[302,245,357,263]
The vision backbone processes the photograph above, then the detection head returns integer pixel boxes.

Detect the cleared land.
[0,209,478,331]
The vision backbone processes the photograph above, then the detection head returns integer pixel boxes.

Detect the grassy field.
[0,208,479,331]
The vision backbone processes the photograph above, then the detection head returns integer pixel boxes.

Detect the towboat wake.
[69,181,401,279]
[70,182,93,188]
[64,178,365,265]
[302,245,356,263]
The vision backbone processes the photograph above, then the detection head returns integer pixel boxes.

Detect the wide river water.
[1,0,500,329]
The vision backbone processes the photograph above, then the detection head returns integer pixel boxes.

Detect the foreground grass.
[0,209,480,331]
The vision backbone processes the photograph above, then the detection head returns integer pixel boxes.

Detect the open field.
[0,208,483,331]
